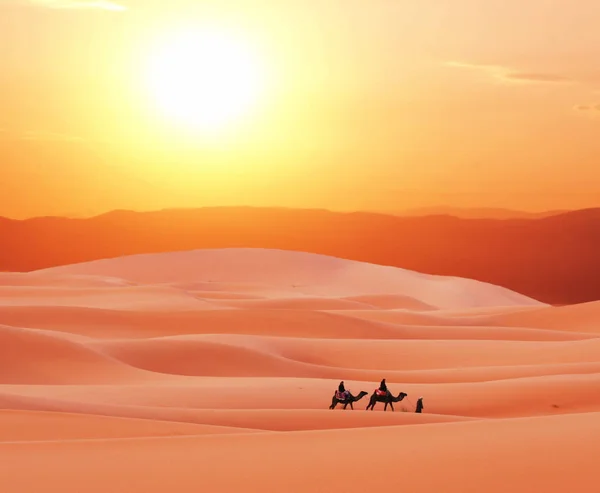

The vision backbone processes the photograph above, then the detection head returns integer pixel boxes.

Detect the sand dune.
[0,305,418,339]
[343,293,437,310]
[205,294,438,311]
[1,413,599,492]
[482,301,600,333]
[88,333,600,384]
[0,410,253,442]
[206,296,378,310]
[0,248,598,492]
[0,272,135,288]
[0,285,222,311]
[36,248,544,309]
[0,324,158,384]
[0,396,473,432]
[1,305,594,341]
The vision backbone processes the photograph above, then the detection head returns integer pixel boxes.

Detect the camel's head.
[357,391,368,397]
[399,392,408,400]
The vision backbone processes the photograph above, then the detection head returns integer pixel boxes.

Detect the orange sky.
[1,0,599,219]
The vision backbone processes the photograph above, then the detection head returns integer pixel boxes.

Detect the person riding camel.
[376,378,388,396]
[337,381,348,400]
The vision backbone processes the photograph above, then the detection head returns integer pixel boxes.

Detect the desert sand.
[0,248,599,492]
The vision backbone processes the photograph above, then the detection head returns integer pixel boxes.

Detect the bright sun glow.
[146,27,267,133]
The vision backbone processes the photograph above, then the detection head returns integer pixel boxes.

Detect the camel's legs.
[389,401,395,412]
[330,398,338,410]
[349,402,354,410]
[342,402,348,410]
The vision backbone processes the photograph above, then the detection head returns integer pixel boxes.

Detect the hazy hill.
[401,206,569,219]
[0,206,598,304]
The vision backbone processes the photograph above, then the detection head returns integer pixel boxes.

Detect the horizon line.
[2,204,597,222]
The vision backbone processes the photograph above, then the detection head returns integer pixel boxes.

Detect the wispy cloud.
[573,102,600,121]
[444,61,572,85]
[29,0,127,11]
[505,72,571,83]
[574,103,600,112]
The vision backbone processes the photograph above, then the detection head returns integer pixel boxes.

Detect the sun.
[146,27,267,133]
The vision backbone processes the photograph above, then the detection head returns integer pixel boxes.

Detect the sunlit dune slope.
[1,413,599,493]
[35,248,544,309]
[0,247,597,493]
[0,410,253,441]
[481,301,600,333]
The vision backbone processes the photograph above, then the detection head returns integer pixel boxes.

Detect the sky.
[1,0,599,218]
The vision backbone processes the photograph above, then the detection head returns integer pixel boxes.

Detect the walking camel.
[329,390,369,410]
[366,390,408,411]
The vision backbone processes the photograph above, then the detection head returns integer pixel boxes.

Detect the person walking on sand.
[415,396,424,413]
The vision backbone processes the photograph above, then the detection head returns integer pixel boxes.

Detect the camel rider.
[338,381,348,399]
[378,378,388,395]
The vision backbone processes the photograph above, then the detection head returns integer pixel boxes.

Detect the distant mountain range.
[400,207,569,220]
[1,206,598,305]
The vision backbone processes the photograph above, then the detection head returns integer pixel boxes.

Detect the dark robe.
[415,399,424,413]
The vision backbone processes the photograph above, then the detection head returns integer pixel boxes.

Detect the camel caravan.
[330,379,424,413]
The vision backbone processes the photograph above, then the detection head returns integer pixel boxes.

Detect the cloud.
[29,0,127,11]
[505,72,571,83]
[444,61,571,85]
[574,103,600,112]
[573,103,600,121]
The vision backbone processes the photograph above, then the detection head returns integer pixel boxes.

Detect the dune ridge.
[35,248,544,309]
[0,248,598,492]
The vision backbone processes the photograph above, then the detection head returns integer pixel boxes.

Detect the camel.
[329,390,368,410]
[366,390,408,411]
